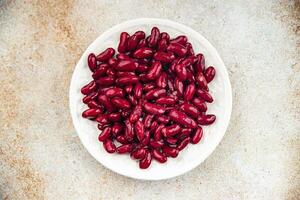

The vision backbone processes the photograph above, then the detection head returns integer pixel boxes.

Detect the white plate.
[69,18,232,180]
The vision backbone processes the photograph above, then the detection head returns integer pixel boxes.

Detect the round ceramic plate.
[69,18,232,180]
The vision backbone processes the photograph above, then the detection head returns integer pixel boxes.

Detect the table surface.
[0,0,299,199]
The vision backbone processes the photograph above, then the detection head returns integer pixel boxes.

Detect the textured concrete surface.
[0,0,299,199]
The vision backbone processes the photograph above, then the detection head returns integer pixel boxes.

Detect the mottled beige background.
[0,0,299,199]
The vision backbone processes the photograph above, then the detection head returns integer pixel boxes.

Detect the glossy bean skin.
[82,108,101,119]
[197,114,216,125]
[177,137,190,150]
[194,53,205,73]
[156,96,176,105]
[184,83,196,101]
[96,114,109,126]
[180,128,192,139]
[114,60,138,71]
[143,82,156,92]
[179,103,199,119]
[152,149,167,163]
[116,144,133,154]
[156,72,168,88]
[133,47,153,58]
[162,146,179,158]
[153,52,175,63]
[121,110,131,118]
[148,27,160,48]
[87,53,97,72]
[168,109,197,128]
[204,66,216,83]
[143,102,165,115]
[92,64,109,79]
[161,124,181,137]
[174,78,184,97]
[131,148,146,160]
[139,151,152,169]
[81,80,97,95]
[111,97,131,109]
[83,92,97,104]
[149,140,164,148]
[191,127,203,144]
[108,113,121,122]
[196,89,213,103]
[186,42,194,56]
[96,77,115,86]
[136,64,148,73]
[160,32,170,42]
[136,39,147,49]
[167,43,187,57]
[118,32,129,53]
[117,53,131,60]
[111,123,123,137]
[127,31,146,51]
[144,88,166,100]
[135,121,145,142]
[96,48,115,62]
[116,135,127,144]
[149,121,159,134]
[129,105,142,123]
[106,68,116,77]
[143,114,154,128]
[156,115,170,124]
[195,72,208,91]
[87,100,101,109]
[98,94,115,112]
[115,75,139,85]
[192,98,207,112]
[128,95,137,106]
[103,139,116,153]
[108,58,117,67]
[175,64,188,81]
[170,35,187,45]
[124,120,134,141]
[146,61,162,80]
[105,88,125,98]
[124,85,133,94]
[157,39,168,51]
[141,130,150,146]
[98,127,111,142]
[133,82,143,99]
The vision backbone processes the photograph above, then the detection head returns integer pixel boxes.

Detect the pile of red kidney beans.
[81,27,216,169]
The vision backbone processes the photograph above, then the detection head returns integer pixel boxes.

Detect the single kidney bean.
[195,72,208,91]
[167,43,187,57]
[98,127,111,142]
[186,69,195,83]
[103,139,116,153]
[83,92,97,104]
[87,53,97,72]
[191,127,203,144]
[128,95,137,106]
[124,120,134,141]
[162,124,181,137]
[136,38,147,49]
[194,53,205,73]
[144,88,166,100]
[157,39,168,51]
[133,82,143,99]
[87,100,101,109]
[118,32,129,53]
[115,75,139,85]
[156,72,168,88]
[162,146,179,158]
[146,61,162,80]
[116,135,127,144]
[98,94,115,112]
[108,113,121,122]
[174,78,184,96]
[149,140,164,148]
[98,86,115,95]
[131,148,146,160]
[184,83,196,101]
[129,105,142,123]
[116,53,131,60]
[82,108,101,119]
[149,121,159,133]
[148,27,160,48]
[160,32,170,42]
[127,35,143,51]
[143,82,156,92]
[81,80,97,95]
[152,149,167,163]
[156,96,176,105]
[167,78,175,92]
[175,64,188,81]
[143,114,154,128]
[186,42,194,56]
[96,48,115,62]
[141,130,150,146]
[133,47,153,59]
[92,64,109,79]
[136,64,148,73]
[179,102,199,119]
[116,144,132,154]
[197,114,216,125]
[168,109,197,128]
[196,89,213,103]
[114,59,138,71]
[156,115,170,124]
[124,85,133,94]
[111,122,123,137]
[96,76,115,86]
[204,66,216,83]
[154,124,164,141]
[111,97,131,109]
[96,114,109,126]
[153,52,175,63]
[105,87,125,98]
[143,102,165,115]
[177,137,190,151]
[170,35,187,45]
[192,98,207,112]
[139,151,152,169]
[135,121,145,142]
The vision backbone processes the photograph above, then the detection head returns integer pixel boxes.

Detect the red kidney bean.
[168,109,197,128]
[121,109,131,118]
[87,53,97,72]
[108,58,117,67]
[134,120,145,142]
[139,151,152,169]
[162,146,179,158]
[156,72,168,88]
[83,92,97,104]
[143,82,156,92]
[195,53,205,73]
[105,87,125,98]
[167,43,187,57]
[96,48,115,62]
[127,32,145,51]
[167,78,175,92]
[128,95,137,106]
[181,55,198,67]
[153,52,175,63]
[116,144,132,154]
[149,121,159,133]
[179,102,199,119]
[204,66,216,83]
[124,85,133,94]
[160,32,170,42]
[116,135,127,144]
[81,80,97,95]
[186,69,195,83]
[170,35,187,45]
[118,32,129,53]
[149,140,164,148]
[148,27,160,48]
[111,122,123,137]
[97,123,109,131]
[195,72,208,91]
[133,82,143,99]
[116,53,131,60]
[114,59,138,71]
[175,63,188,81]
[191,127,203,144]
[177,137,190,151]
[129,105,142,123]
[143,114,154,128]
[144,88,166,100]
[156,115,170,124]
[92,64,109,79]
[184,83,196,101]
[146,61,162,80]
[108,113,121,122]
[180,128,192,139]
[157,39,168,51]
[196,89,213,103]
[192,98,207,112]
[197,114,216,125]
[115,75,139,85]
[96,114,109,126]
[186,42,194,56]
[96,76,115,86]
[111,97,131,109]
[152,124,163,141]
[98,127,111,142]
[133,47,153,58]
[174,78,184,96]
[152,149,167,163]
[141,130,150,146]
[155,96,176,106]
[131,148,146,160]
[136,38,147,49]
[98,94,115,112]
[82,108,101,119]
[124,120,134,141]
[103,139,116,153]
[87,100,101,109]
[143,102,165,115]
[162,124,181,137]
[136,64,148,73]
[106,68,116,77]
